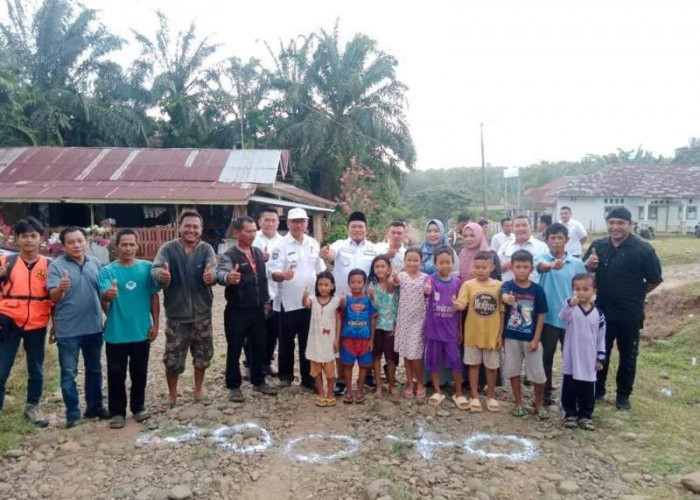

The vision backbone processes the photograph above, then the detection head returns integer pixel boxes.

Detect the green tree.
[673,138,700,165]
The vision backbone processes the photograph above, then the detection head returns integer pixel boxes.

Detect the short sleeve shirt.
[329,239,378,295]
[582,235,662,321]
[501,280,548,341]
[374,242,406,272]
[535,252,587,329]
[497,237,548,283]
[371,283,399,331]
[99,260,159,344]
[253,231,283,301]
[458,278,504,349]
[341,295,378,339]
[562,219,588,256]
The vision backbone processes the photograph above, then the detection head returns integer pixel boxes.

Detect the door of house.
[656,206,668,232]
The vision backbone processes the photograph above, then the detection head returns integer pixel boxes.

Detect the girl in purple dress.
[424,247,467,408]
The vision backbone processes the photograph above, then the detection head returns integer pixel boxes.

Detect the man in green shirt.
[99,229,160,429]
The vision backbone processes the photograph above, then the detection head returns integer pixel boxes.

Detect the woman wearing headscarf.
[459,222,501,281]
[420,219,459,275]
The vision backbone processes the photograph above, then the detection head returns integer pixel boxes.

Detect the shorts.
[463,346,501,369]
[502,338,546,384]
[310,360,336,379]
[373,329,399,364]
[424,339,462,373]
[339,338,373,367]
[163,319,214,376]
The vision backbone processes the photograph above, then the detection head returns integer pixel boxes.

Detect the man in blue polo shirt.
[535,223,586,406]
[48,226,109,427]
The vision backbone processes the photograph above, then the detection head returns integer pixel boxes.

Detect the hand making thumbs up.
[367,283,376,300]
[60,269,71,292]
[452,294,465,311]
[203,262,215,285]
[423,279,432,296]
[104,278,118,301]
[227,263,241,285]
[586,247,599,270]
[502,290,517,306]
[159,262,171,286]
[262,246,270,262]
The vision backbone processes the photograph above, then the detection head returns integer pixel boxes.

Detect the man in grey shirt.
[151,210,217,406]
[48,226,109,427]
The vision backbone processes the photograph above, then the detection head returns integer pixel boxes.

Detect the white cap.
[287,208,309,220]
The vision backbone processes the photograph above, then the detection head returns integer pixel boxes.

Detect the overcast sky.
[84,0,700,170]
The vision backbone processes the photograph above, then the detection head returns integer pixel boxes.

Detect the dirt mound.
[642,285,700,343]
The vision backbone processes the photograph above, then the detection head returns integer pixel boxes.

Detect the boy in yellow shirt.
[454,251,504,413]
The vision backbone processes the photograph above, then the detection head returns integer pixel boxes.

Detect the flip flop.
[403,388,415,400]
[486,398,500,412]
[315,396,327,407]
[415,387,427,399]
[343,393,354,404]
[452,395,470,410]
[469,398,483,413]
[389,387,400,398]
[511,406,527,417]
[355,393,366,404]
[325,397,337,407]
[428,393,446,406]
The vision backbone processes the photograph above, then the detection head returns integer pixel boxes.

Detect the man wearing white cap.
[268,208,326,389]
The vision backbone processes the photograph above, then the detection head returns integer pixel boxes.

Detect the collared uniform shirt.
[253,230,283,301]
[583,235,662,322]
[534,252,587,329]
[490,232,513,253]
[497,236,548,283]
[561,218,588,256]
[374,242,406,272]
[268,233,326,312]
[329,238,378,295]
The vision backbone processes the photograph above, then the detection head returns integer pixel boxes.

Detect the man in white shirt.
[490,217,514,252]
[251,207,284,376]
[559,206,588,257]
[497,215,548,283]
[319,211,378,295]
[375,220,407,272]
[268,208,326,389]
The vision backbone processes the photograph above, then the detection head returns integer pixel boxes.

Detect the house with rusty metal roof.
[549,165,700,233]
[0,147,336,256]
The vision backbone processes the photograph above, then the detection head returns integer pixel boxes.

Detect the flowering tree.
[335,160,381,216]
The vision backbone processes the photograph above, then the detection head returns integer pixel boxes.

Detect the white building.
[550,165,700,233]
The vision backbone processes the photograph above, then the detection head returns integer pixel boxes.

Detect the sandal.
[486,398,500,412]
[315,396,327,407]
[452,395,470,410]
[415,387,427,399]
[511,406,527,417]
[355,392,366,404]
[403,388,415,400]
[325,397,337,407]
[564,417,577,429]
[428,393,446,406]
[469,398,483,413]
[343,393,354,404]
[578,418,595,431]
[535,407,550,421]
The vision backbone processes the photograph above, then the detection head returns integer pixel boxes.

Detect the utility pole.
[481,122,487,218]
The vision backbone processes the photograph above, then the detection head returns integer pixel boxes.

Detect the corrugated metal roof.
[552,165,700,198]
[0,147,333,209]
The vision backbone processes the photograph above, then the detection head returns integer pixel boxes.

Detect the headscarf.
[459,222,490,281]
[420,219,448,275]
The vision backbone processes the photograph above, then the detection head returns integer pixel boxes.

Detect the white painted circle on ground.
[285,434,360,463]
[209,423,273,453]
[135,425,204,446]
[462,433,539,462]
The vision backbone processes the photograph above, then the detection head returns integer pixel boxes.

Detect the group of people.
[0,204,662,432]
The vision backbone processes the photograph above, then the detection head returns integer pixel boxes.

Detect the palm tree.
[132,11,220,147]
[0,0,147,146]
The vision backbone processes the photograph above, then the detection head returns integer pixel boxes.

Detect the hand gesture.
[227,263,241,285]
[586,247,599,270]
[159,262,171,286]
[452,295,464,311]
[104,278,118,301]
[283,263,296,281]
[262,246,270,262]
[148,325,158,342]
[423,279,432,296]
[59,270,71,292]
[367,284,376,300]
[568,295,579,307]
[529,339,539,352]
[320,245,331,260]
[595,361,604,371]
[203,263,215,285]
[552,258,564,270]
[386,245,398,259]
[502,291,516,306]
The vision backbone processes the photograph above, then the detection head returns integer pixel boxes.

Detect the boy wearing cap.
[583,207,662,411]
[269,208,326,389]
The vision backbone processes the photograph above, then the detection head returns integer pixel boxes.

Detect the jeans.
[106,341,150,417]
[224,306,267,389]
[596,319,641,398]
[57,332,104,421]
[278,307,312,386]
[0,327,46,411]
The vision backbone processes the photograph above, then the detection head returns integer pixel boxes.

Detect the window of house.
[648,206,658,220]
[688,206,698,220]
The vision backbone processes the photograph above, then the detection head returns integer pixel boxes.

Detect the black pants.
[225,306,266,389]
[106,341,150,417]
[244,307,279,367]
[596,319,640,397]
[278,307,313,386]
[561,374,595,419]
[542,324,565,396]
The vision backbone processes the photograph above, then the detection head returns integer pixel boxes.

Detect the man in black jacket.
[216,216,278,401]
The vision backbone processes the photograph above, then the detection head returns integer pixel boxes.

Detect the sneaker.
[84,407,111,420]
[66,418,81,429]
[24,405,49,428]
[544,393,555,407]
[334,381,346,397]
[364,375,377,390]
[522,376,532,387]
[228,388,244,403]
[615,394,631,411]
[109,415,126,429]
[252,384,278,396]
[279,379,292,388]
[133,410,150,423]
